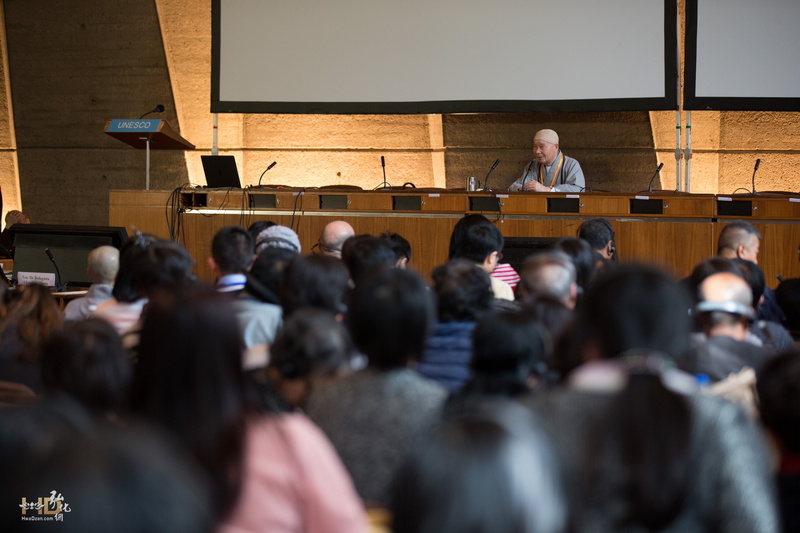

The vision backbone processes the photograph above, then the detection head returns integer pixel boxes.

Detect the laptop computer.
[201,155,242,188]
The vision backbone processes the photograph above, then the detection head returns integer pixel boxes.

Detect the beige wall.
[0,0,798,228]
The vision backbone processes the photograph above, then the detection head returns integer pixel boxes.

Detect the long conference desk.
[109,188,800,286]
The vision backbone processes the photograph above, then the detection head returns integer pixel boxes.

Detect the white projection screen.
[685,0,800,110]
[211,0,678,114]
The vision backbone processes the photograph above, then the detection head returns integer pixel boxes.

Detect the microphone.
[45,248,66,291]
[646,162,665,193]
[379,156,390,189]
[257,161,277,187]
[751,158,761,194]
[139,104,165,119]
[483,159,500,191]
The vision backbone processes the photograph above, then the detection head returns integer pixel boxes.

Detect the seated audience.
[63,245,119,321]
[417,259,493,392]
[449,214,520,292]
[317,220,355,258]
[209,225,253,294]
[554,236,596,299]
[517,250,578,310]
[0,284,62,393]
[527,265,778,532]
[521,295,575,381]
[340,234,396,285]
[245,247,297,305]
[757,351,800,533]
[391,400,568,533]
[450,221,513,301]
[306,268,447,507]
[41,318,131,418]
[380,231,412,269]
[129,287,365,531]
[775,277,800,340]
[246,220,276,244]
[578,217,616,261]
[279,254,350,321]
[255,224,302,255]
[267,309,356,409]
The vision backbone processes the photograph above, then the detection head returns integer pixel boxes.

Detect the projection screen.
[685,0,800,111]
[211,0,678,114]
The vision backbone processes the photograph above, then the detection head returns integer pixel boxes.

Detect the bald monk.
[508,129,585,193]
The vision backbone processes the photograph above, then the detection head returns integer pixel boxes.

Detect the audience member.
[380,231,412,269]
[340,234,396,285]
[554,236,596,298]
[0,209,30,256]
[757,351,800,533]
[0,284,62,393]
[517,250,578,309]
[578,217,616,261]
[775,277,800,339]
[267,309,356,409]
[450,221,513,301]
[129,287,365,530]
[417,259,493,392]
[255,224,302,255]
[279,254,350,320]
[41,318,131,418]
[317,220,355,258]
[527,265,778,532]
[63,245,120,322]
[521,296,575,381]
[448,214,520,291]
[306,268,447,507]
[246,220,276,243]
[391,400,568,533]
[245,247,297,305]
[209,225,253,293]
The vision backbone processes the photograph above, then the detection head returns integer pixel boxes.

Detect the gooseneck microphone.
[751,158,761,195]
[257,161,277,187]
[646,162,665,193]
[379,156,390,189]
[483,159,501,191]
[45,248,66,291]
[139,104,165,120]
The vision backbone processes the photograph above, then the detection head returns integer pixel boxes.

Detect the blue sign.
[106,119,161,132]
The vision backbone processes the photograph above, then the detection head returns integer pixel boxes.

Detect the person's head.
[553,237,596,295]
[87,245,120,286]
[245,247,297,304]
[348,267,434,370]
[255,225,302,255]
[518,251,578,310]
[717,221,761,264]
[686,256,743,305]
[757,350,800,455]
[130,287,248,517]
[391,399,568,533]
[41,318,131,414]
[112,233,159,303]
[448,214,491,260]
[11,425,212,533]
[469,311,550,395]
[532,128,560,166]
[381,231,412,269]
[210,225,254,276]
[775,278,800,336]
[4,209,29,228]
[578,217,615,260]
[317,220,355,258]
[246,220,276,243]
[279,254,350,319]
[432,259,493,323]
[131,239,195,299]
[695,271,754,339]
[5,283,63,362]
[730,258,765,309]
[269,309,356,408]
[340,234,397,284]
[450,222,504,273]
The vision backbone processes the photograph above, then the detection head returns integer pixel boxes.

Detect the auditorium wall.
[0,0,798,229]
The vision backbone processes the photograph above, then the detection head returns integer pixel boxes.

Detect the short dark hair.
[432,259,493,322]
[246,247,297,304]
[578,217,614,251]
[131,239,195,298]
[554,237,596,291]
[381,231,412,263]
[448,214,491,260]
[391,400,568,533]
[451,223,504,264]
[279,254,350,318]
[757,350,800,453]
[341,234,397,283]
[112,233,159,303]
[717,221,761,255]
[41,318,131,413]
[212,225,254,274]
[348,268,434,369]
[246,220,276,242]
[730,258,765,307]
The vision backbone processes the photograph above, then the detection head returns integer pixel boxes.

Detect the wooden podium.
[104,119,195,190]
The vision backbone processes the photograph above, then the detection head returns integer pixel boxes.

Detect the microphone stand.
[379,156,390,189]
[257,161,277,187]
[45,248,67,292]
[647,163,665,193]
[750,159,760,195]
[483,159,500,191]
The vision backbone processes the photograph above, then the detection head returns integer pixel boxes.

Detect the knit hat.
[255,225,301,254]
[534,129,559,145]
